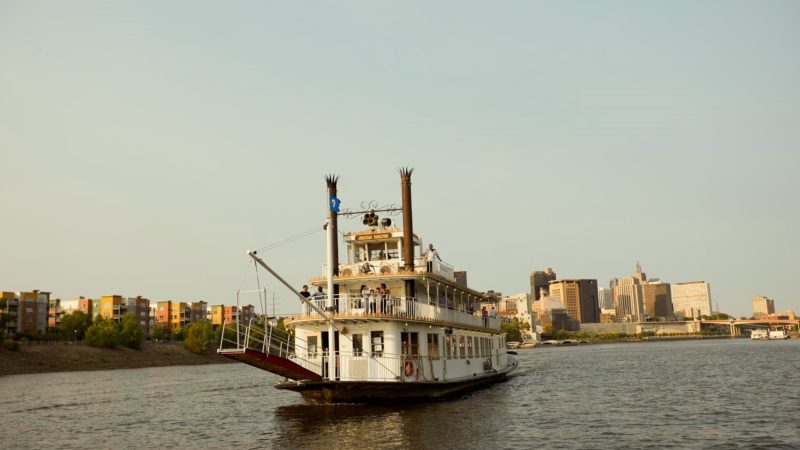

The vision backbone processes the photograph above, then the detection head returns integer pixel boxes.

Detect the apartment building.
[0,290,50,335]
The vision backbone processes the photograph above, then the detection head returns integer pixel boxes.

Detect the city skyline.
[2,2,798,319]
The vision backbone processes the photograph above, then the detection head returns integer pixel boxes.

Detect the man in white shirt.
[424,244,441,273]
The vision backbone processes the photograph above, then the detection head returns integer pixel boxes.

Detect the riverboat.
[218,169,517,403]
[750,329,790,340]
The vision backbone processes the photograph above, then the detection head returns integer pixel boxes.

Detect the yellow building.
[101,295,125,322]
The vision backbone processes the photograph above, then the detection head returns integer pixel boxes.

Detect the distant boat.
[751,329,790,340]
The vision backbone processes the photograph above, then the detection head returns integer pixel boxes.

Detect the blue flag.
[329,194,341,213]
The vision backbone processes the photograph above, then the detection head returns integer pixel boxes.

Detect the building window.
[352,334,363,356]
[427,333,440,359]
[371,331,384,357]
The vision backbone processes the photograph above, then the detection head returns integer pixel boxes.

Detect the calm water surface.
[2,339,799,449]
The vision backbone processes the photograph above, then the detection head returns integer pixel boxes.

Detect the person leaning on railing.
[423,244,441,273]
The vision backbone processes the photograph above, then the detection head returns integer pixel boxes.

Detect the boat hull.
[275,358,517,404]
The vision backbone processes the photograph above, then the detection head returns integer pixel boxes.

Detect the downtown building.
[598,287,613,310]
[642,280,673,319]
[611,276,645,323]
[548,279,600,326]
[611,263,674,322]
[0,290,50,336]
[671,281,712,318]
[752,295,775,319]
[530,268,557,300]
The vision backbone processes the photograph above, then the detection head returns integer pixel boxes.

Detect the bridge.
[583,319,799,337]
[697,319,800,337]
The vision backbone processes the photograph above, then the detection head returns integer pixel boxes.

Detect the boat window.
[467,336,474,359]
[371,331,384,357]
[445,335,454,359]
[401,332,419,357]
[307,336,318,357]
[458,335,466,359]
[427,333,440,359]
[368,244,385,261]
[352,334,363,356]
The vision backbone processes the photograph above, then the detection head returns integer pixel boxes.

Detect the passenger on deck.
[313,286,325,301]
[424,244,441,273]
[490,305,497,319]
[482,306,488,327]
[300,285,311,299]
[369,289,377,314]
[360,285,368,309]
[382,284,392,314]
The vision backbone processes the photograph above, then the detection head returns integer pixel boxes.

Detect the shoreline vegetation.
[0,341,234,377]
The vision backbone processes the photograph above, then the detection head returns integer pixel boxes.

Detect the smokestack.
[325,175,340,297]
[400,168,416,298]
[400,168,415,272]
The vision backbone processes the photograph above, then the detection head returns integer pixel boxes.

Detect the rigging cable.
[255,225,323,252]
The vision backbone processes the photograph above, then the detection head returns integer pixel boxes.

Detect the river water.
[2,339,798,449]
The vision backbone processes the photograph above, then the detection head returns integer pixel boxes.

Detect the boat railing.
[298,296,500,330]
[218,318,323,376]
[324,257,456,281]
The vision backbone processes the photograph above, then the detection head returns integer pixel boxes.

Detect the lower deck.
[292,320,509,382]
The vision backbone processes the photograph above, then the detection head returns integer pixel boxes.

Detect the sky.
[1,1,798,318]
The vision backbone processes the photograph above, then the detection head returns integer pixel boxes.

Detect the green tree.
[151,323,169,341]
[171,326,187,341]
[85,320,121,348]
[184,321,215,354]
[60,311,91,341]
[119,313,144,349]
[501,320,531,342]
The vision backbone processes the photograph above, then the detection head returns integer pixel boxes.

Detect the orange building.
[211,304,256,325]
[156,300,208,331]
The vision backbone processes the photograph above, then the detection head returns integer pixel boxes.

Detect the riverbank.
[0,341,234,376]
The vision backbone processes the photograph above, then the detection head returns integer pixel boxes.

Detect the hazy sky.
[2,1,798,318]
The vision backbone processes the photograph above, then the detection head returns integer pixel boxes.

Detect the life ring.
[403,360,415,377]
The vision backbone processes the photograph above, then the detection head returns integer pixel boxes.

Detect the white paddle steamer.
[219,169,517,403]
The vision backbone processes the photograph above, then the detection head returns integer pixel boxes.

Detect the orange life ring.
[403,360,415,377]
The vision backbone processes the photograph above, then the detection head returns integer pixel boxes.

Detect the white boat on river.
[218,169,517,403]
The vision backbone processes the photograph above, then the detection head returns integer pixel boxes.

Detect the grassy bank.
[0,341,234,377]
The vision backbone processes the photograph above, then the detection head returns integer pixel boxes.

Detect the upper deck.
[286,294,501,332]
[318,227,455,281]
[301,225,498,331]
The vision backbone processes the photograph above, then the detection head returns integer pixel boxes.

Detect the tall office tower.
[530,268,557,300]
[642,280,673,319]
[671,281,712,318]
[548,279,600,324]
[752,295,775,319]
[612,276,645,322]
[598,288,613,310]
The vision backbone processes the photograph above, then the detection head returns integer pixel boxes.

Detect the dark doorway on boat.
[321,331,340,380]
